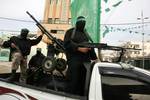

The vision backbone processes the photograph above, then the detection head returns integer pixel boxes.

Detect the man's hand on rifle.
[78,47,91,53]
[38,32,44,36]
[11,43,17,48]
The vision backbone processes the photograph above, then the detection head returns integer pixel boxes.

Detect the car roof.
[94,62,150,76]
[95,62,131,69]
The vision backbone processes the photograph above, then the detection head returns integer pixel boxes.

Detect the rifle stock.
[26,11,65,52]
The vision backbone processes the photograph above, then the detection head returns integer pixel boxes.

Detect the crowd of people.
[0,16,97,96]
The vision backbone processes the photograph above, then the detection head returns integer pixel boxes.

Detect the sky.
[0,0,150,46]
[101,0,150,45]
[0,0,45,32]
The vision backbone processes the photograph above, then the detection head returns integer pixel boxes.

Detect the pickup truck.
[1,12,150,99]
[0,61,150,100]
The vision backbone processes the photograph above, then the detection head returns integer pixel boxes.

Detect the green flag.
[70,0,101,43]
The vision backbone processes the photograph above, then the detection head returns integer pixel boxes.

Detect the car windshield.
[100,67,150,100]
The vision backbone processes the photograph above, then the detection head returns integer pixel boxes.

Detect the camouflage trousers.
[11,52,27,84]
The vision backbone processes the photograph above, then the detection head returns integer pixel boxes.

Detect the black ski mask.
[20,28,29,39]
[75,16,86,32]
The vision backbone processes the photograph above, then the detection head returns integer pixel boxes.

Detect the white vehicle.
[0,61,150,100]
[1,12,150,100]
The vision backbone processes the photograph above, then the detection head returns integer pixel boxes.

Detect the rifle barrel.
[26,11,65,51]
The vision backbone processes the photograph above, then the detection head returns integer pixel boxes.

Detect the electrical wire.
[1,16,150,26]
[0,17,37,23]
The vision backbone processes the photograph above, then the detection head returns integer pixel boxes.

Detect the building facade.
[42,0,71,43]
[121,41,150,58]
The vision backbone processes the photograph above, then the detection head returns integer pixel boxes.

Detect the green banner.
[70,0,101,43]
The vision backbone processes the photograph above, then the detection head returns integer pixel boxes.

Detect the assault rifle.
[78,42,141,62]
[26,11,65,52]
[78,42,141,51]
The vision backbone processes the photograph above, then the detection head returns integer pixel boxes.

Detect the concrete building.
[120,41,150,58]
[32,0,72,60]
[41,0,72,43]
[100,41,150,62]
[124,41,150,69]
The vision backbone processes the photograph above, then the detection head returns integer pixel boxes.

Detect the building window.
[130,45,133,48]
[50,30,57,34]
[56,0,58,4]
[50,30,64,34]
[50,0,56,4]
[134,44,139,49]
[59,20,67,24]
[48,18,53,24]
[68,18,71,24]
[54,18,60,24]
[57,30,64,34]
[134,51,140,54]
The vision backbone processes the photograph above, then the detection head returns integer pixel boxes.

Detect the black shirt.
[2,35,42,56]
[64,28,97,62]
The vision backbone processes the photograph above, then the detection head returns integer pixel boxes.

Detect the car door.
[99,67,150,100]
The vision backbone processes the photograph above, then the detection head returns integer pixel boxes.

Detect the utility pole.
[137,11,149,69]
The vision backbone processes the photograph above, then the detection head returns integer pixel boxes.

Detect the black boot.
[7,70,16,82]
